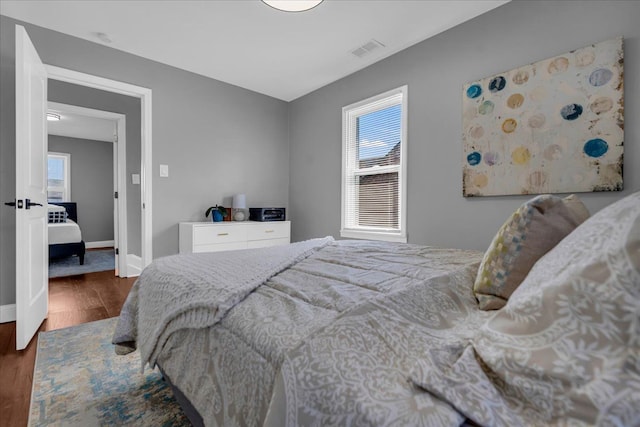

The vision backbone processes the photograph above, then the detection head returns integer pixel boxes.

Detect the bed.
[48,202,86,265]
[113,191,640,426]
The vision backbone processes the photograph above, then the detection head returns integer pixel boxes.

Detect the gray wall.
[48,80,142,256]
[0,15,290,307]
[48,135,114,243]
[289,0,640,250]
[3,1,638,309]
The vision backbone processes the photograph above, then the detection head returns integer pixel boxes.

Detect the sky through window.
[357,104,401,160]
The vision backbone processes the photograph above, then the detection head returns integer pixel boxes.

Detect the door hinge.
[114,191,118,199]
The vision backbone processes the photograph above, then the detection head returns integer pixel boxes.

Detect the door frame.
[47,101,128,277]
[45,65,153,270]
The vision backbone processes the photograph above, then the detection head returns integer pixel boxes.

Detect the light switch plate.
[160,164,169,177]
[132,173,140,184]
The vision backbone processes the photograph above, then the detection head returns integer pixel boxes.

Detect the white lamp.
[232,194,247,221]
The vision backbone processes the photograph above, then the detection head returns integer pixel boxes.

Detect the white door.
[15,25,49,350]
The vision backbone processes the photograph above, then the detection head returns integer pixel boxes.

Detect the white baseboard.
[85,240,115,249]
[0,304,16,323]
[127,254,142,277]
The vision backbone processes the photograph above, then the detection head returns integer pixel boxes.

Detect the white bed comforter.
[115,239,486,426]
[48,219,82,245]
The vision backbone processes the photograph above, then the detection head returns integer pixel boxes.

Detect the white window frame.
[341,85,408,243]
[47,151,71,202]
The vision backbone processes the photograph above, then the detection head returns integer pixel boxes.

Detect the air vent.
[350,39,385,58]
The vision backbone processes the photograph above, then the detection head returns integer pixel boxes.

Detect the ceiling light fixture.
[47,113,61,121]
[262,0,323,12]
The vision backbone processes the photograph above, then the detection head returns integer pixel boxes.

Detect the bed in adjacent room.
[113,191,640,426]
[48,202,86,265]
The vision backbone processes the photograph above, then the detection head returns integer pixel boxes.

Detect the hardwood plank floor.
[0,270,135,427]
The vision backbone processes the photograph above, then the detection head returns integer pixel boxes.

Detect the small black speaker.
[249,208,285,221]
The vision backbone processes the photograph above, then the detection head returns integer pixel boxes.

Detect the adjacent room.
[0,0,638,426]
[46,106,116,278]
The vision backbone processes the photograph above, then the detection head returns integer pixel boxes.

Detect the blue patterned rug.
[29,317,190,426]
[49,248,116,278]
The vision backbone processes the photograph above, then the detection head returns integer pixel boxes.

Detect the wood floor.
[0,269,135,427]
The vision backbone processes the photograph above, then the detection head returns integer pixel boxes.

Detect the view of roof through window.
[357,104,401,162]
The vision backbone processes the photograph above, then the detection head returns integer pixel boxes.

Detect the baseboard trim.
[127,254,142,277]
[0,304,16,323]
[85,240,115,249]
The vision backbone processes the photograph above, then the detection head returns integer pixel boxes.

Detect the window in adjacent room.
[47,152,71,202]
[341,85,408,242]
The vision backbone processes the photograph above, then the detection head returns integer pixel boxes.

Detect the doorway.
[46,102,128,277]
[45,65,153,270]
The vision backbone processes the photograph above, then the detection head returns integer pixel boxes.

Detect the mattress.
[48,219,82,245]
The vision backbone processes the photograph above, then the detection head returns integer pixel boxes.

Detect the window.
[341,86,408,242]
[47,152,71,202]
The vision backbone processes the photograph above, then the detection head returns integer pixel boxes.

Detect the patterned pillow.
[411,191,640,426]
[47,204,68,223]
[411,192,640,426]
[473,194,589,310]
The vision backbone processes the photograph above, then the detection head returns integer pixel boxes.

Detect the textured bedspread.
[150,240,486,426]
[113,237,334,367]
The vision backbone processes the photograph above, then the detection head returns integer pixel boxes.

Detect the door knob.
[4,199,21,208]
[25,199,43,209]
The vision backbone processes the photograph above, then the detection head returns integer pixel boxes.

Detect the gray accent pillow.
[474,194,590,310]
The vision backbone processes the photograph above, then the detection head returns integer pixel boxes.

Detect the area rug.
[49,249,115,278]
[29,317,190,426]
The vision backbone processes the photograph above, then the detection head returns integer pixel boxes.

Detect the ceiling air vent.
[350,39,385,58]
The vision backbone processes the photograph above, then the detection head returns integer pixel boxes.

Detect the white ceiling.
[1,0,508,102]
[47,103,117,143]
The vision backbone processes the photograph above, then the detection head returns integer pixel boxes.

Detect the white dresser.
[179,221,291,254]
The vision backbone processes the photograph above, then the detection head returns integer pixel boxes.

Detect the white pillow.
[47,204,65,213]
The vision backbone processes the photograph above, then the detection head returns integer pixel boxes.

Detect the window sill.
[340,229,407,243]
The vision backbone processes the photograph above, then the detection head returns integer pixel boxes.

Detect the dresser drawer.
[193,241,248,253]
[247,222,290,241]
[192,224,247,245]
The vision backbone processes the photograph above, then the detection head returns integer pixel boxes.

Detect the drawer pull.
[265,230,274,233]
[217,232,229,236]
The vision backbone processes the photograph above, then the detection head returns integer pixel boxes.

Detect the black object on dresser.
[249,207,285,221]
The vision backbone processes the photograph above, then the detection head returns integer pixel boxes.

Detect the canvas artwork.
[462,38,624,197]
